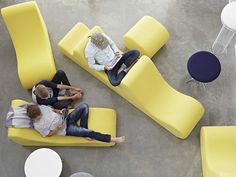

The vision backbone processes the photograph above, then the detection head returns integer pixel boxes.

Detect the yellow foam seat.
[123,16,170,58]
[1,1,56,89]
[201,126,236,177]
[58,23,204,139]
[8,99,116,147]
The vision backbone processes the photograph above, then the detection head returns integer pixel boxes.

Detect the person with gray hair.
[85,33,140,86]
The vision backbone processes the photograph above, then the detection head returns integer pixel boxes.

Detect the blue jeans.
[106,50,140,86]
[66,103,111,143]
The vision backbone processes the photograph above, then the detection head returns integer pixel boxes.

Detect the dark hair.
[27,104,41,119]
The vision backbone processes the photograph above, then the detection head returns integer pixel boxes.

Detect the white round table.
[24,148,62,177]
[221,1,236,30]
[70,172,94,177]
[212,1,236,55]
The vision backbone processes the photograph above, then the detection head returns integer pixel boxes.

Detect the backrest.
[121,56,174,109]
[73,26,103,68]
[1,1,52,61]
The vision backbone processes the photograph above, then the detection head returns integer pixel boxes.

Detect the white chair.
[212,2,236,55]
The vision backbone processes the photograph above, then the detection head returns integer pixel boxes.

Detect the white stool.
[70,172,94,177]
[212,2,236,55]
[24,148,62,177]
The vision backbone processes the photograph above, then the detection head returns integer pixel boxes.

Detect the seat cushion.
[201,126,236,177]
[8,99,116,147]
[123,15,169,58]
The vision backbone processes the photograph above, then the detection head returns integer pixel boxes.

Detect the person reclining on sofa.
[85,33,140,86]
[26,103,125,143]
[32,70,83,109]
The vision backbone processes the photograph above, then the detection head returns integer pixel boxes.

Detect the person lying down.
[26,103,125,143]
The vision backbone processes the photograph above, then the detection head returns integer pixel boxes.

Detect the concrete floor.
[0,0,235,176]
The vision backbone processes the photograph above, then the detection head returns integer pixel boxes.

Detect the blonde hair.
[90,33,109,50]
[35,85,49,98]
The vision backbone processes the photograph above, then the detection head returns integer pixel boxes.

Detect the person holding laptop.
[85,33,140,86]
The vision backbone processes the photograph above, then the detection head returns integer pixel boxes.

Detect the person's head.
[27,104,42,122]
[89,33,109,50]
[34,84,49,99]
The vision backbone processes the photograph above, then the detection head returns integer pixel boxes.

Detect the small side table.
[24,148,62,177]
[212,2,236,55]
[70,172,94,177]
[187,51,221,83]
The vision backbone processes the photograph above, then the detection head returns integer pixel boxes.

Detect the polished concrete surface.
[0,0,235,177]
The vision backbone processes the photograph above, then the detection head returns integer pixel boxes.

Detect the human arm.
[57,84,82,93]
[47,124,65,137]
[58,93,81,101]
[85,43,105,71]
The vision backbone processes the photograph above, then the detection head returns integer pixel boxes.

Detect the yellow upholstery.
[201,126,236,177]
[1,1,56,89]
[58,23,204,139]
[8,99,116,147]
[123,16,170,58]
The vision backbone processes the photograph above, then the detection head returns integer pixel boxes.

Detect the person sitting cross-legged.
[85,33,140,86]
[32,70,83,109]
[26,103,125,143]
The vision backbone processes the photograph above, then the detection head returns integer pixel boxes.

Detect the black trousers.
[106,50,140,86]
[66,103,111,143]
[51,70,72,109]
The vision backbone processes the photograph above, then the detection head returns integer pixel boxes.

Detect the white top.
[33,105,67,137]
[221,1,236,30]
[85,33,121,71]
[24,148,62,177]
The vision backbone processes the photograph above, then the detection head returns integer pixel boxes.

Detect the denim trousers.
[106,49,140,86]
[66,103,111,143]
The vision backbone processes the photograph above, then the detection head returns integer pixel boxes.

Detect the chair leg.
[186,77,195,84]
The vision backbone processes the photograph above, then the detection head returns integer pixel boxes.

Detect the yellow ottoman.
[123,16,169,58]
[201,126,236,177]
[8,99,116,147]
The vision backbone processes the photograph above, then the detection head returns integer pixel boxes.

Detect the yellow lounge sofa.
[123,15,170,58]
[58,23,204,139]
[8,99,116,147]
[1,1,56,89]
[201,126,236,177]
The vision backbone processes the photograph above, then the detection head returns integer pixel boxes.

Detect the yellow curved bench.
[201,126,236,177]
[1,1,56,89]
[123,16,169,58]
[58,23,204,139]
[8,99,116,147]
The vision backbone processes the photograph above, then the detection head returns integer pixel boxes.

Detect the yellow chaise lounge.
[201,126,236,177]
[1,1,56,89]
[58,23,204,139]
[8,99,116,147]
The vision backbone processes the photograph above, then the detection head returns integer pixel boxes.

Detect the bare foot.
[85,137,93,141]
[112,136,125,143]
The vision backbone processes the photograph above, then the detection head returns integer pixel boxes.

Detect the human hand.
[72,87,83,92]
[53,108,63,114]
[57,124,65,130]
[115,51,123,57]
[105,65,113,71]
[68,88,83,96]
[59,108,66,115]
[71,93,82,100]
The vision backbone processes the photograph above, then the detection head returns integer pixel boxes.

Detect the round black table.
[187,51,221,83]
